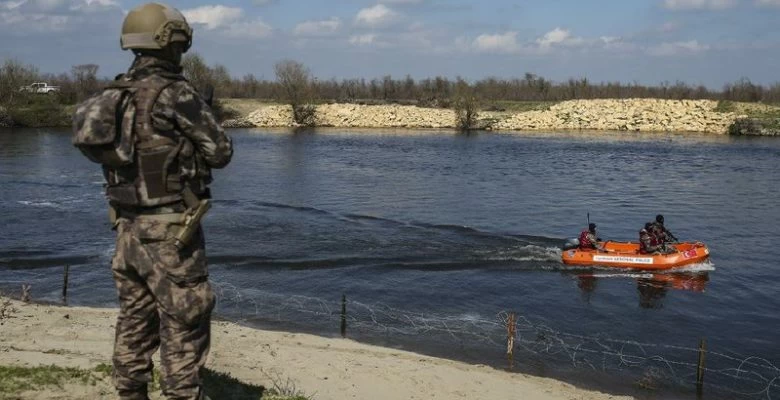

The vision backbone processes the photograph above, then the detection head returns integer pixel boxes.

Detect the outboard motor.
[562,238,580,251]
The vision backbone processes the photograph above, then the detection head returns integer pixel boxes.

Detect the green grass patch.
[0,364,103,394]
[715,100,780,118]
[4,96,71,128]
[0,363,310,400]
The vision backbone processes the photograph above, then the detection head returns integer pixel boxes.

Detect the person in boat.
[640,222,674,254]
[650,214,678,244]
[579,223,606,251]
[640,222,660,254]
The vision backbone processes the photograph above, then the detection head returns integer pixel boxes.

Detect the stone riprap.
[243,99,742,134]
[247,103,458,129]
[494,99,738,134]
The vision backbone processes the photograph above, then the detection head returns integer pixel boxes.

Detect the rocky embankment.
[234,99,744,134]
[493,99,736,133]
[244,103,458,129]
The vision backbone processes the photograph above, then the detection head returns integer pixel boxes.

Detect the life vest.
[578,230,593,250]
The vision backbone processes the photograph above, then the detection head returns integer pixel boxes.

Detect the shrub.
[452,79,480,131]
[274,60,317,126]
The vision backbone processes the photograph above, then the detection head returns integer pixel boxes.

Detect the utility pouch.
[72,88,136,168]
[137,145,177,200]
[106,183,140,206]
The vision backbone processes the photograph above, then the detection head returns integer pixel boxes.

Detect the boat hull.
[561,241,710,270]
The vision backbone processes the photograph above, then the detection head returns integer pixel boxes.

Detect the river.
[1,127,778,399]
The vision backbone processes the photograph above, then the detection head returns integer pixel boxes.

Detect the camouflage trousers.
[111,216,215,400]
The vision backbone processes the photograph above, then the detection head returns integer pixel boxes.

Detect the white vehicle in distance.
[19,82,60,94]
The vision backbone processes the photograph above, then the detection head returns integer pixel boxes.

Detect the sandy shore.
[0,298,631,400]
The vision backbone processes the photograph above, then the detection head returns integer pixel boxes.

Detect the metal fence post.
[507,312,517,370]
[340,294,347,338]
[62,265,70,304]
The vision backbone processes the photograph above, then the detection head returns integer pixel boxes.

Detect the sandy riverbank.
[0,297,631,400]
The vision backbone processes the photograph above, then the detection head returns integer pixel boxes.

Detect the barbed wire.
[1,276,776,399]
[211,279,780,400]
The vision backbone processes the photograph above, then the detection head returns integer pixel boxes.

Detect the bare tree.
[0,59,39,105]
[71,64,99,101]
[274,59,316,126]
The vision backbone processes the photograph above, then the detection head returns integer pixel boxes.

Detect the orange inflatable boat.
[561,241,710,270]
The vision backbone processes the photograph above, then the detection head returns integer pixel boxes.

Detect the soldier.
[639,222,661,254]
[73,3,232,400]
[640,222,674,254]
[650,214,678,244]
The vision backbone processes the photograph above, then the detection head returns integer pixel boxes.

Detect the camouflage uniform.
[649,221,676,244]
[639,226,661,254]
[108,56,232,400]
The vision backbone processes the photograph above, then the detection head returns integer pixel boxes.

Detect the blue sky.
[1,0,779,88]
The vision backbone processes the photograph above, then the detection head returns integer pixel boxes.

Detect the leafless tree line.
[179,56,780,106]
[2,56,780,109]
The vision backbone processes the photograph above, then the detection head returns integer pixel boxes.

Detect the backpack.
[72,85,139,168]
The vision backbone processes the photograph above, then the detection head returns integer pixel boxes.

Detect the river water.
[1,127,779,399]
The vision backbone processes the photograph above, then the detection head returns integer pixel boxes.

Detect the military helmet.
[656,214,664,224]
[121,3,192,51]
[588,223,597,232]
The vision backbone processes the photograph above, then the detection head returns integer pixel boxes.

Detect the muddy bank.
[234,99,744,134]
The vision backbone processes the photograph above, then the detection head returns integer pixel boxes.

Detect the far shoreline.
[2,98,780,135]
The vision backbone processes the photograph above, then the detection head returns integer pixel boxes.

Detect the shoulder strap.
[125,75,183,144]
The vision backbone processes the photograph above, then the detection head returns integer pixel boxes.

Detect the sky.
[1,0,779,88]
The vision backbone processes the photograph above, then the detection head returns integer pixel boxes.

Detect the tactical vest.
[103,74,189,208]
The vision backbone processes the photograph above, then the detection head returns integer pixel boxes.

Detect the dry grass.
[715,100,780,118]
[0,363,311,400]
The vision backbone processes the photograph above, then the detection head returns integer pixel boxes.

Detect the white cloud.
[647,40,709,56]
[536,27,584,49]
[294,17,341,36]
[756,0,780,6]
[0,1,24,9]
[663,0,737,10]
[0,10,70,30]
[473,31,519,53]
[181,5,273,40]
[349,33,376,45]
[355,4,398,27]
[182,5,243,30]
[223,19,272,38]
[0,0,121,34]
[659,21,681,33]
[6,0,117,13]
[460,28,636,55]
